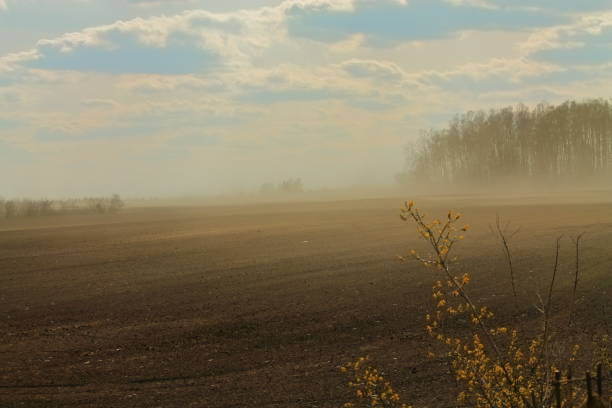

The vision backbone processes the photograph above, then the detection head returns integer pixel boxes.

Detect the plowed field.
[2,194,611,407]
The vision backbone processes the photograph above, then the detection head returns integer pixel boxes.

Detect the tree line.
[0,194,124,218]
[397,99,612,186]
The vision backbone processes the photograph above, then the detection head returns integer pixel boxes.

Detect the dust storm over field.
[3,1,612,407]
[1,194,611,407]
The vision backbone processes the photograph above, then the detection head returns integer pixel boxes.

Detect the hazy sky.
[1,0,612,197]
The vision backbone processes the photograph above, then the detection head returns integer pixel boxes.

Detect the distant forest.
[397,99,612,186]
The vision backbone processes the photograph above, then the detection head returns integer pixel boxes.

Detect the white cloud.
[444,0,497,9]
[128,0,197,5]
[116,73,217,92]
[0,50,40,73]
[328,33,366,53]
[520,11,612,55]
[413,57,562,85]
[5,0,421,75]
[281,0,355,12]
[339,59,407,83]
[23,4,288,70]
[81,98,119,109]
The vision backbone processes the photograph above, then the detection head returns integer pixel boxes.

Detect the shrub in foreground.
[342,201,610,408]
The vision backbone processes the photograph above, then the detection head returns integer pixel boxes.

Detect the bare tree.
[399,100,612,187]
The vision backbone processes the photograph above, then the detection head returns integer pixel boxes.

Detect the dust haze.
[2,98,612,407]
[3,1,612,407]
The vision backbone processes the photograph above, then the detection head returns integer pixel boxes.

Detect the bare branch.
[539,235,563,399]
[492,213,520,308]
[568,233,585,327]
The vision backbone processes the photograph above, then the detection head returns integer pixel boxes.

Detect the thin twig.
[538,235,563,403]
[568,233,585,327]
[491,214,521,309]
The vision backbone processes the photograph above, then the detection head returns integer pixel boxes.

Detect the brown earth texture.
[1,193,611,407]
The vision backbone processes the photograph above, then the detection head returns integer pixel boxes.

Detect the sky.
[1,0,612,198]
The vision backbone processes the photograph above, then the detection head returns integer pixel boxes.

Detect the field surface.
[1,193,611,407]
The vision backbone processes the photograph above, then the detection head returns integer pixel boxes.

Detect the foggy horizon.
[3,1,612,198]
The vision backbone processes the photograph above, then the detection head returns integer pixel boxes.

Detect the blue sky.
[1,0,612,197]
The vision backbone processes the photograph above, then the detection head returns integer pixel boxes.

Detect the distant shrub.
[0,194,125,218]
[278,178,303,194]
[259,178,304,195]
[259,182,276,195]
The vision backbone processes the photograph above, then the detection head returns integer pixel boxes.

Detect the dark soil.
[1,194,611,407]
